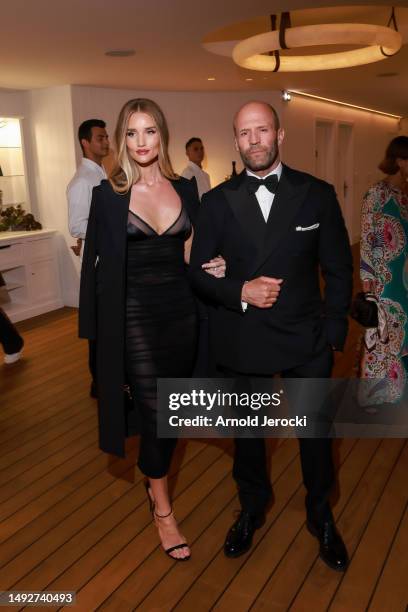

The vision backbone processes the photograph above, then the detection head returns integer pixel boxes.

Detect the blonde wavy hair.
[110,98,178,193]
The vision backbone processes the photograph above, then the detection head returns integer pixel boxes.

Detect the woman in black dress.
[79,98,224,561]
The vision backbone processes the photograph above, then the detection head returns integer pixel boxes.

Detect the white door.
[315,120,335,185]
[337,123,354,237]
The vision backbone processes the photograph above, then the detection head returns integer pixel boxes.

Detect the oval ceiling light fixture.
[233,22,402,72]
[105,49,136,57]
[203,7,405,74]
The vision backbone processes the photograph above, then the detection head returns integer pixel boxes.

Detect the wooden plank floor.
[0,263,407,610]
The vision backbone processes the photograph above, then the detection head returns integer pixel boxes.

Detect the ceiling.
[0,0,407,115]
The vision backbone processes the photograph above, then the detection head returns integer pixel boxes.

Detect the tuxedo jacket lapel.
[251,165,310,275]
[223,171,267,251]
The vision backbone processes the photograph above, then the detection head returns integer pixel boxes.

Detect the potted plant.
[0,204,42,231]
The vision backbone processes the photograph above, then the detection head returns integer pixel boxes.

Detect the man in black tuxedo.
[189,101,353,571]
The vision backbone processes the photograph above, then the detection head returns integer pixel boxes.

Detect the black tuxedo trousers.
[221,345,335,523]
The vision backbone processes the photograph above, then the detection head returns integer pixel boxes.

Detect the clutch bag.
[350,292,378,328]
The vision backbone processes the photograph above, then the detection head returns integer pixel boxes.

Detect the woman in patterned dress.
[359,136,408,406]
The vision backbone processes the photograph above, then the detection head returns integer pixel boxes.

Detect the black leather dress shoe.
[224,511,265,558]
[307,520,349,571]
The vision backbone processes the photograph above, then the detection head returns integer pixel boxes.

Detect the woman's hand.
[202,255,226,278]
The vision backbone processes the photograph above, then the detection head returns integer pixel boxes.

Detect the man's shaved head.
[233,100,284,175]
[233,101,280,134]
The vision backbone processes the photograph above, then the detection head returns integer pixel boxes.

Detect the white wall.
[281,95,399,243]
[71,86,283,187]
[12,85,398,309]
[71,85,398,245]
[26,86,78,306]
[0,89,26,117]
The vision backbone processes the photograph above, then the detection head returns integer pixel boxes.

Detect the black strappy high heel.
[154,507,191,561]
[144,479,191,561]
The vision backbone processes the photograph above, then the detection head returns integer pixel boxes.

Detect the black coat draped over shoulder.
[79,177,199,457]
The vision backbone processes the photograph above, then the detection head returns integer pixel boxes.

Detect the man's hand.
[70,238,83,257]
[241,276,283,308]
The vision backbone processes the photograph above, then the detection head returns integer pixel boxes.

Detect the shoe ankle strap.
[154,507,173,519]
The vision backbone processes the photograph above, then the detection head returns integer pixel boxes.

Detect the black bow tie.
[247,174,279,195]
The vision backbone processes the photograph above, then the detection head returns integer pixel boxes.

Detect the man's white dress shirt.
[242,162,283,311]
[67,158,107,241]
[181,161,211,200]
[246,162,282,221]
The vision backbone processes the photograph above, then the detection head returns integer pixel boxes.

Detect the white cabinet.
[29,261,60,304]
[0,230,63,322]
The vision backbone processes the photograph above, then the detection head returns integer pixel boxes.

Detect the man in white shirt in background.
[67,119,109,256]
[67,118,110,398]
[181,137,211,200]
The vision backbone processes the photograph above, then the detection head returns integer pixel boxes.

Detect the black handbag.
[350,292,378,328]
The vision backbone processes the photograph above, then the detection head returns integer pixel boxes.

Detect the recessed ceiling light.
[377,72,398,78]
[105,49,135,57]
[245,78,253,81]
[207,77,216,81]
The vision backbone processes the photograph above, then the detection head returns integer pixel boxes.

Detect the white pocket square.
[295,223,320,232]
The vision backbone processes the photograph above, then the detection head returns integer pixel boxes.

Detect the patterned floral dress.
[359,180,408,405]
